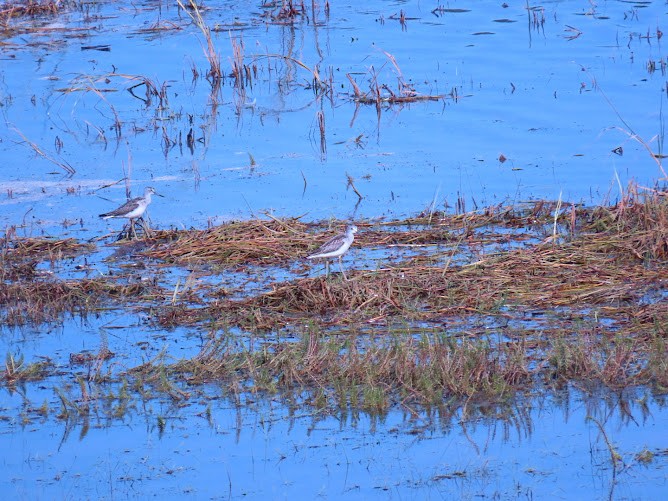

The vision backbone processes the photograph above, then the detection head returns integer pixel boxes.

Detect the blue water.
[2,385,666,499]
[1,1,667,499]
[0,0,666,238]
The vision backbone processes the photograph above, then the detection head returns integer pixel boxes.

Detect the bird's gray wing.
[101,197,141,217]
[313,234,346,255]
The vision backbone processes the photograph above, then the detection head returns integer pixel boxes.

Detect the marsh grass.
[1,0,665,445]
[146,193,666,335]
[144,218,320,266]
[3,353,52,385]
[0,235,93,282]
[142,201,564,267]
[138,189,667,401]
[0,278,162,326]
[0,234,164,325]
[127,328,532,411]
[0,0,69,20]
[2,235,92,260]
[114,316,662,416]
[1,190,667,420]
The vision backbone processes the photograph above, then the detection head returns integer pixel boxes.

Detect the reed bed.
[127,315,665,413]
[0,234,165,325]
[1,191,666,414]
[144,218,312,266]
[138,190,667,405]
[2,235,93,260]
[0,0,67,20]
[130,329,534,409]
[0,278,161,326]
[1,236,93,282]
[143,201,567,267]
[148,194,667,334]
[155,245,664,332]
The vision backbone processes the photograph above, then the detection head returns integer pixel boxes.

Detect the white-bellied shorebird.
[307,224,358,279]
[99,186,162,238]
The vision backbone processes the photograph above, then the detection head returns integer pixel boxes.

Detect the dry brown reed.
[144,218,313,266]
[0,235,165,325]
[261,0,306,23]
[177,0,222,83]
[0,278,158,326]
[229,34,248,112]
[0,237,92,281]
[0,0,64,20]
[147,191,668,348]
[346,50,446,106]
[316,110,326,155]
[2,191,667,411]
[2,235,92,258]
[142,202,563,268]
[12,128,76,175]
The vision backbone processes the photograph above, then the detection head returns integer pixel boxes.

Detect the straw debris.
[0,278,159,326]
[1,191,667,414]
[148,194,667,334]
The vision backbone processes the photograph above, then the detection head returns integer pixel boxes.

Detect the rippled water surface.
[0,0,665,234]
[1,0,667,499]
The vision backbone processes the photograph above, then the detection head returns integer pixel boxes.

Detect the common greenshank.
[99,186,162,237]
[307,224,358,279]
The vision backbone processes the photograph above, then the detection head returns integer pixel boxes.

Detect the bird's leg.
[138,217,151,236]
[118,219,132,240]
[325,260,330,278]
[338,256,348,281]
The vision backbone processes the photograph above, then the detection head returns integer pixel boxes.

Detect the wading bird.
[307,224,358,279]
[99,186,162,238]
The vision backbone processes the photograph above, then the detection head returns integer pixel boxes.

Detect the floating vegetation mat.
[146,196,667,334]
[1,191,667,417]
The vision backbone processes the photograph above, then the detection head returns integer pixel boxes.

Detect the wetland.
[1,0,668,499]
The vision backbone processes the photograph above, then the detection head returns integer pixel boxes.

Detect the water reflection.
[1,0,668,498]
[10,380,661,499]
[2,305,666,497]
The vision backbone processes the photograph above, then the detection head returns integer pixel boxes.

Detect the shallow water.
[3,385,666,499]
[1,0,667,499]
[1,0,666,238]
